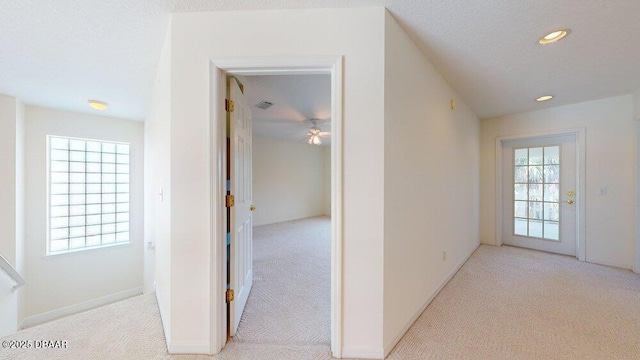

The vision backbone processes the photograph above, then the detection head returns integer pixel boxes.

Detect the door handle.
[565,199,574,205]
[250,205,256,211]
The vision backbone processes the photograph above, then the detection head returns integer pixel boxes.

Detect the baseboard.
[155,283,171,350]
[20,287,142,329]
[383,243,480,357]
[254,214,328,227]
[167,342,212,355]
[341,346,385,359]
[480,239,498,246]
[155,285,211,355]
[586,257,631,270]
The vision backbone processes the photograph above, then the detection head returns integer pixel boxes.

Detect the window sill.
[44,241,132,259]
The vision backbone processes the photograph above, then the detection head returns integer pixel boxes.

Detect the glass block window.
[48,136,130,254]
[513,146,560,241]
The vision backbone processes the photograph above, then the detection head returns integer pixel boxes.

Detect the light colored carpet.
[0,216,332,360]
[0,292,167,360]
[2,241,639,359]
[234,216,331,346]
[388,245,640,360]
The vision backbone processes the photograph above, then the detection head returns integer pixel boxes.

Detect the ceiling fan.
[306,118,330,145]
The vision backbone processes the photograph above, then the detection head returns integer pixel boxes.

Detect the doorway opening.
[502,135,576,256]
[210,57,343,357]
[495,129,586,260]
[225,73,332,348]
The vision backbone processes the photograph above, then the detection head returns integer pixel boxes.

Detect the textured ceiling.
[244,75,331,145]
[1,0,639,121]
[0,0,170,121]
[385,0,640,118]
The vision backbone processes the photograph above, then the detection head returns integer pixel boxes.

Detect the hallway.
[2,243,639,359]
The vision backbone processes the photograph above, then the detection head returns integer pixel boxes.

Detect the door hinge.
[226,194,235,208]
[225,99,235,112]
[226,289,235,303]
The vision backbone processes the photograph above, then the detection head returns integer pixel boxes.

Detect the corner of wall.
[146,13,173,347]
[15,98,26,326]
[635,90,640,273]
[0,94,19,337]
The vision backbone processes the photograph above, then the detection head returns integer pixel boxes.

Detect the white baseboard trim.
[20,287,142,330]
[341,346,385,359]
[586,257,631,270]
[383,243,480,357]
[167,342,212,355]
[155,283,171,352]
[155,284,212,355]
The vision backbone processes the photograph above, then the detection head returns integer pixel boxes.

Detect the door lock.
[567,190,575,197]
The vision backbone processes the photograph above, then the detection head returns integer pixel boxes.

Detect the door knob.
[250,205,256,211]
[565,199,574,205]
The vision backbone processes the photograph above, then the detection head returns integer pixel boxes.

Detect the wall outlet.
[443,249,447,261]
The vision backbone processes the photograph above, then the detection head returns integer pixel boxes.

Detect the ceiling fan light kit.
[306,118,329,145]
[308,134,322,145]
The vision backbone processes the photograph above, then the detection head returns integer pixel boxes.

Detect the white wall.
[634,88,640,120]
[481,95,636,269]
[636,119,640,274]
[0,95,20,336]
[156,7,386,356]
[146,19,173,343]
[22,106,144,324]
[382,13,480,354]
[0,95,18,267]
[252,136,326,226]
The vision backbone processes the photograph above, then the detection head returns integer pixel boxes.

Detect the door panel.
[502,135,577,256]
[229,77,253,335]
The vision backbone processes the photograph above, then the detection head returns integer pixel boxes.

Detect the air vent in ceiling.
[255,100,274,110]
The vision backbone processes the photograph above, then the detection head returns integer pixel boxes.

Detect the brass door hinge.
[225,99,235,112]
[226,194,235,208]
[226,289,235,303]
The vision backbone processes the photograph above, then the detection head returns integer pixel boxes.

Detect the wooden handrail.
[0,252,26,292]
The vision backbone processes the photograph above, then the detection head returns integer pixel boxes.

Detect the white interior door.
[229,77,253,335]
[502,135,577,256]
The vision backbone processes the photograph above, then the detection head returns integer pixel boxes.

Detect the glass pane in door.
[513,146,561,241]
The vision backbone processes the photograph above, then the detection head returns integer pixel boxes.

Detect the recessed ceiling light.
[536,95,554,102]
[539,29,571,44]
[88,100,108,110]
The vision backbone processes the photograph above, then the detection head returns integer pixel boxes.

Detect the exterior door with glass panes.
[502,135,577,256]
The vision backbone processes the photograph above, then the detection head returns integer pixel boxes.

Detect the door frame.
[495,128,586,261]
[209,56,344,357]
